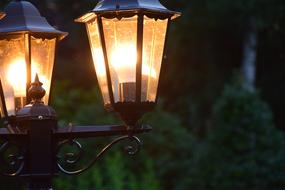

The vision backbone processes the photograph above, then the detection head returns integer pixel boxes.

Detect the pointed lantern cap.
[76,0,181,23]
[0,0,67,40]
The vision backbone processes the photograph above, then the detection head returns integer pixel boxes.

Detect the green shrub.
[185,79,285,190]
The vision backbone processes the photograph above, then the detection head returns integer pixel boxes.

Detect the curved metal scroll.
[0,141,25,176]
[57,135,142,175]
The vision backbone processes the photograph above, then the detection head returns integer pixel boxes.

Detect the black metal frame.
[0,71,151,190]
[0,0,181,189]
[97,16,115,106]
[0,89,151,189]
[76,0,181,127]
[0,0,67,106]
[0,123,151,176]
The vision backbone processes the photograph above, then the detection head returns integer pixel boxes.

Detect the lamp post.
[0,0,180,189]
[76,0,180,126]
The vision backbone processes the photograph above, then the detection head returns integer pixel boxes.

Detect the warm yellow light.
[110,44,137,71]
[86,16,168,103]
[109,44,157,83]
[93,44,157,81]
[7,58,49,97]
[31,63,49,93]
[93,48,106,76]
[142,63,157,79]
[110,44,136,83]
[7,59,27,97]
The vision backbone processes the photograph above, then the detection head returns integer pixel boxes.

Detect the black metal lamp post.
[76,0,180,126]
[0,0,67,113]
[0,0,180,189]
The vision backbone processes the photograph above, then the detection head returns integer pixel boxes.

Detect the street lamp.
[0,0,180,189]
[76,0,180,126]
[0,0,67,116]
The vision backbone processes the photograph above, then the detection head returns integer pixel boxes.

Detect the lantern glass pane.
[0,35,25,115]
[0,91,6,117]
[86,19,110,105]
[31,36,56,105]
[102,16,138,103]
[142,17,168,102]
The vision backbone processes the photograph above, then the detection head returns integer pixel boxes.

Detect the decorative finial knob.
[28,74,46,103]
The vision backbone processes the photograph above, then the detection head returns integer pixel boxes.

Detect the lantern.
[0,0,67,116]
[76,0,180,126]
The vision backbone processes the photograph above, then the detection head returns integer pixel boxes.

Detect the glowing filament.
[7,58,49,97]
[109,44,157,83]
[7,59,26,97]
[93,44,157,82]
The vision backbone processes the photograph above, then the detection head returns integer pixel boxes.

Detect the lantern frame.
[0,0,67,115]
[76,0,181,126]
[0,1,182,188]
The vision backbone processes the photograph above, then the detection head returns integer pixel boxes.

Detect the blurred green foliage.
[1,68,285,190]
[51,82,193,190]
[0,0,285,189]
[50,77,285,190]
[183,77,285,190]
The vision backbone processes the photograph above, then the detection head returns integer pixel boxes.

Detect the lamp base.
[119,82,136,102]
[107,102,155,127]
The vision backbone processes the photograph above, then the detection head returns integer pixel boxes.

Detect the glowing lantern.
[0,0,67,116]
[76,0,180,126]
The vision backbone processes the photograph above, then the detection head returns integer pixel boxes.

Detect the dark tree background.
[1,0,285,189]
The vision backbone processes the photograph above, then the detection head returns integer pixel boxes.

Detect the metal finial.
[34,73,41,84]
[28,74,46,103]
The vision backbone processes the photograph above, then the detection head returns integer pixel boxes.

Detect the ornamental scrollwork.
[57,135,142,175]
[0,141,25,176]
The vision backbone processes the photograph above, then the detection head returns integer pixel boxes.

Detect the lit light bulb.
[110,44,157,82]
[6,58,49,111]
[110,44,137,83]
[93,44,158,102]
[7,59,27,97]
[109,44,157,102]
[7,58,49,95]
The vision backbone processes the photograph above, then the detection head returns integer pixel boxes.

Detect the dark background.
[1,0,285,189]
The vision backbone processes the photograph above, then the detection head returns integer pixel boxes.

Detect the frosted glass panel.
[31,36,56,105]
[87,19,110,104]
[142,17,168,102]
[0,35,25,115]
[103,16,138,102]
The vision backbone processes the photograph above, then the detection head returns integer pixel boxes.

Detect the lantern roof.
[16,102,57,121]
[76,0,181,23]
[0,0,67,40]
[93,0,180,14]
